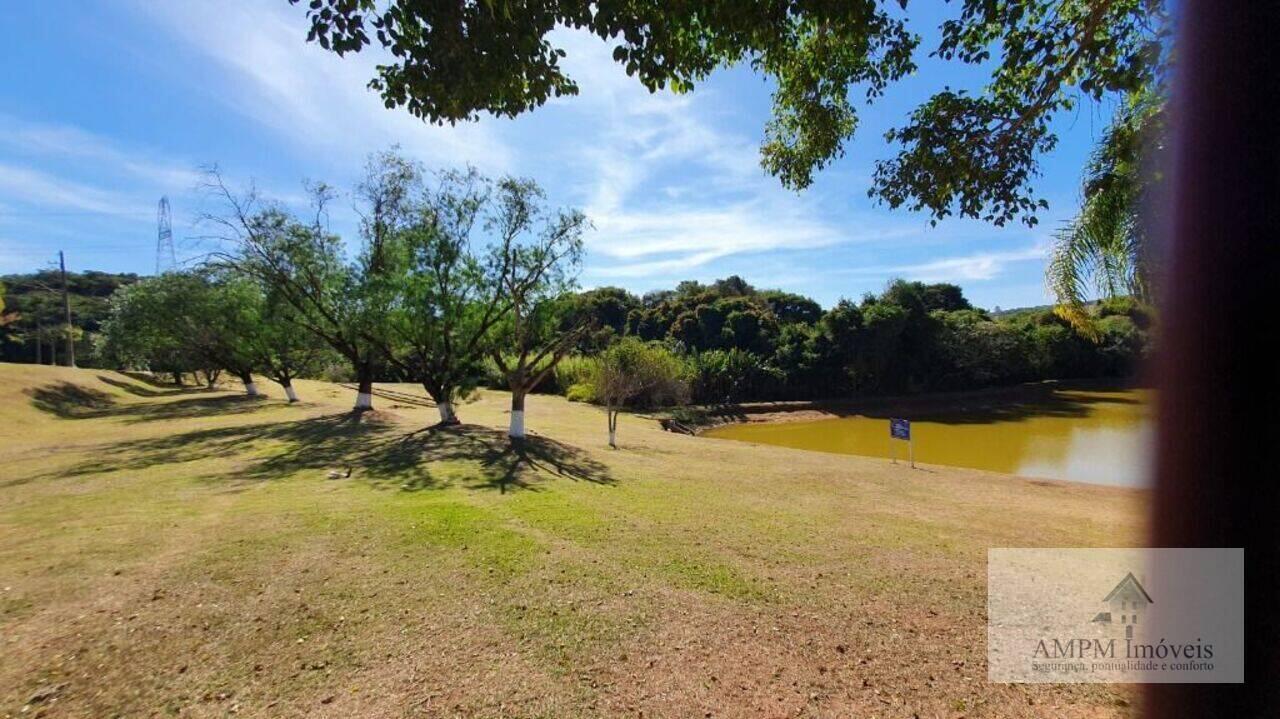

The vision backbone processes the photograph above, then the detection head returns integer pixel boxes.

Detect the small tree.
[208,171,398,412]
[100,274,204,384]
[196,272,266,396]
[231,274,331,402]
[383,165,510,425]
[1047,88,1163,335]
[593,337,688,448]
[99,271,261,394]
[485,177,589,439]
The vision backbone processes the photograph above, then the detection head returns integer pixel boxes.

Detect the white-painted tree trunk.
[354,391,373,410]
[284,385,299,403]
[508,409,525,439]
[437,401,454,423]
[244,381,259,397]
[608,428,617,447]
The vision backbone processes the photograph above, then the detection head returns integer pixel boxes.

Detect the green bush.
[565,382,597,403]
[478,356,506,389]
[688,348,777,404]
[592,337,689,409]
[553,355,598,394]
[316,361,356,383]
[480,353,600,395]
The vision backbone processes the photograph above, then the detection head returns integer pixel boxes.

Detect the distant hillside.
[990,304,1053,318]
[0,270,140,367]
[989,301,1095,318]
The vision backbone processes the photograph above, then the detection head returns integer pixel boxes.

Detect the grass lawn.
[0,362,1147,718]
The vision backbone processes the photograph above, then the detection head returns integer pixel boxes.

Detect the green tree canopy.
[99,271,261,389]
[483,176,590,438]
[291,0,1168,226]
[207,168,402,410]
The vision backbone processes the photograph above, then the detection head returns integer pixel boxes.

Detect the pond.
[702,386,1153,487]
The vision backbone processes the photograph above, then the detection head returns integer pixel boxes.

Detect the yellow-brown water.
[704,387,1153,486]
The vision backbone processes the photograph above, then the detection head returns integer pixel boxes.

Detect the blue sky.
[0,1,1124,310]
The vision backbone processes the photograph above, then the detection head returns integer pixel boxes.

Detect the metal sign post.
[889,418,914,468]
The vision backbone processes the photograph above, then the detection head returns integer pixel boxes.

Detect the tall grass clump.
[554,355,599,397]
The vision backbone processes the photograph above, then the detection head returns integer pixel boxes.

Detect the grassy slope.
[0,363,1147,718]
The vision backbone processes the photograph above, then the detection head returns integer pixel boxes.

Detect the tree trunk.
[354,362,374,411]
[239,372,260,397]
[424,384,459,424]
[508,390,526,439]
[172,371,183,386]
[437,400,457,424]
[607,406,618,448]
[283,379,299,403]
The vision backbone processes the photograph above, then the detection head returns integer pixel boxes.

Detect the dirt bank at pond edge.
[680,378,1146,431]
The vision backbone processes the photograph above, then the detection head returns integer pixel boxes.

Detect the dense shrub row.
[522,277,1151,406]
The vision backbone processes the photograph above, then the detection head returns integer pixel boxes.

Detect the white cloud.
[84,11,915,284]
[587,249,730,279]
[128,0,511,172]
[831,244,1049,283]
[549,29,910,280]
[894,244,1049,282]
[0,116,203,191]
[0,162,145,217]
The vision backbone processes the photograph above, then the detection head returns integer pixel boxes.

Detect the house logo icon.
[1091,572,1153,640]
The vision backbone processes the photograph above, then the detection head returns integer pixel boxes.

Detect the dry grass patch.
[0,363,1145,717]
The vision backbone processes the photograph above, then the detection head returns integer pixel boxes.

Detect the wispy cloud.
[895,244,1049,282]
[0,162,145,217]
[0,116,219,270]
[0,115,203,191]
[128,0,511,173]
[550,30,911,281]
[833,244,1050,283]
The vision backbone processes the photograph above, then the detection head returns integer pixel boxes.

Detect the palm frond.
[1047,87,1164,335]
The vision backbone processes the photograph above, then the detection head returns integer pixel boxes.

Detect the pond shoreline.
[694,379,1152,486]
[683,377,1147,433]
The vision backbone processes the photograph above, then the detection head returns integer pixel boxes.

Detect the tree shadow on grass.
[37,411,612,494]
[27,381,273,424]
[97,374,215,398]
[339,383,439,409]
[372,424,615,494]
[26,382,117,418]
[119,371,185,388]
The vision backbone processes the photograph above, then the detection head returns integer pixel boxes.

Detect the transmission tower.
[156,196,176,274]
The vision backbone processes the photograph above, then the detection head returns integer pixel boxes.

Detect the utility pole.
[59,250,75,368]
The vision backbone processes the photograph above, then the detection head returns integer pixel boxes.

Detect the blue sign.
[890,418,911,440]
